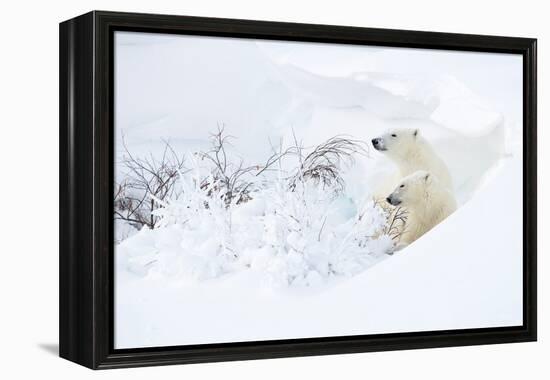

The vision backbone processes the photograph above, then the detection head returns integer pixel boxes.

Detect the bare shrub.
[115,127,371,230]
[114,139,186,229]
[288,135,369,193]
[198,125,258,206]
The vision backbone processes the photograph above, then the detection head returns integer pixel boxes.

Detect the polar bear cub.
[372,128,453,193]
[386,170,457,247]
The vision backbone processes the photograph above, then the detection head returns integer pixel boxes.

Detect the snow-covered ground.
[114,31,523,348]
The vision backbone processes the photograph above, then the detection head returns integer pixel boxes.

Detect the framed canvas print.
[59,11,537,369]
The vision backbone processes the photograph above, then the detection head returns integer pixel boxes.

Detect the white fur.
[372,128,453,194]
[387,170,457,247]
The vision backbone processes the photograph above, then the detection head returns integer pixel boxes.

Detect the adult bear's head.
[371,128,420,159]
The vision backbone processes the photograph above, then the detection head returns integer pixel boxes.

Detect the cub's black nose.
[386,196,392,204]
[371,138,379,146]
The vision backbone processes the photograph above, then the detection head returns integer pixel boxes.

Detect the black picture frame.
[59,10,537,369]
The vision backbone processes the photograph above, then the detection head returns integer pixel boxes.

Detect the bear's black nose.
[372,138,386,151]
[386,196,392,204]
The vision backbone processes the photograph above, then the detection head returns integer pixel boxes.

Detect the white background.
[0,0,546,378]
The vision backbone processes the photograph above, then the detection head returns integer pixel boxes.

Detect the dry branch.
[288,135,369,193]
[114,138,186,229]
[199,125,257,206]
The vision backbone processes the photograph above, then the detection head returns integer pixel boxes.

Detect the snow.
[119,162,393,285]
[114,31,523,348]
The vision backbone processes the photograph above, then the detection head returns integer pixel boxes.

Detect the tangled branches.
[384,205,408,241]
[115,138,186,229]
[199,126,258,206]
[288,135,369,193]
[115,127,371,230]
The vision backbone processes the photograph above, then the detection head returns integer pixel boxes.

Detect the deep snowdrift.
[115,157,522,348]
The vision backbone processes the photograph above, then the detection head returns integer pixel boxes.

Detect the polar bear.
[371,128,453,193]
[386,170,457,248]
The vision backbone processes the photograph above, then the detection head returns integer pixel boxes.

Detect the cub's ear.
[413,129,419,138]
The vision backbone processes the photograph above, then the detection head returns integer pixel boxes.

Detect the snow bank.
[115,157,522,348]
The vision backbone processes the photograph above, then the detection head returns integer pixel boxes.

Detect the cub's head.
[386,170,432,207]
[371,128,420,158]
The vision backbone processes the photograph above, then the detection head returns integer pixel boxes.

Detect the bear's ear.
[413,129,419,138]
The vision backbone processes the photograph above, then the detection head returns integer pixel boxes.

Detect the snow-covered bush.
[117,130,394,287]
[251,175,392,286]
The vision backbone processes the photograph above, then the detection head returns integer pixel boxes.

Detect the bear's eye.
[400,184,405,188]
[391,134,397,137]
